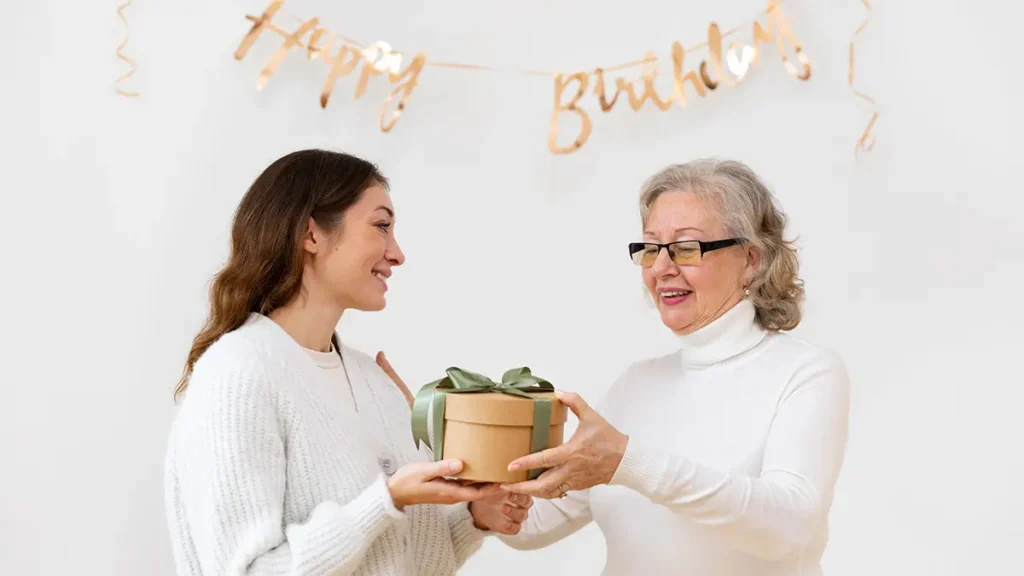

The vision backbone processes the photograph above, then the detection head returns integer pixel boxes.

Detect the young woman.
[163,149,525,575]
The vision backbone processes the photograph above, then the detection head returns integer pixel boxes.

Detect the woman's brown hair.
[174,149,388,400]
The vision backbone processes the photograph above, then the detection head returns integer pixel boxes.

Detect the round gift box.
[441,391,567,483]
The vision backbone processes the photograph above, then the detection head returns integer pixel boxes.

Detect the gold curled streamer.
[115,1,139,98]
[850,0,877,156]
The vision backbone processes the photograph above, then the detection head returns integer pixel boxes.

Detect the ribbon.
[412,366,554,480]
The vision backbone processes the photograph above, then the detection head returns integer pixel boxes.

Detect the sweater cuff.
[447,503,488,566]
[283,474,406,569]
[376,474,406,521]
[609,442,664,493]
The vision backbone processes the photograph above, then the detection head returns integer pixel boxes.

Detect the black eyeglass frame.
[627,238,745,266]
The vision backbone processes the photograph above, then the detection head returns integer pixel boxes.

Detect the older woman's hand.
[502,391,629,499]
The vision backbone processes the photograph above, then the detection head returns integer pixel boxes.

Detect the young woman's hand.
[469,491,533,535]
[387,459,501,510]
[376,352,502,508]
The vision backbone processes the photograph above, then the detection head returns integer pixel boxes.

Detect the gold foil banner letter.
[549,73,593,155]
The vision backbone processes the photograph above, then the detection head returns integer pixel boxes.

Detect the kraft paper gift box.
[411,366,568,484]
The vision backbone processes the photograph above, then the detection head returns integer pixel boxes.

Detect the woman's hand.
[375,353,621,501]
[387,459,501,510]
[469,492,533,535]
[502,391,629,499]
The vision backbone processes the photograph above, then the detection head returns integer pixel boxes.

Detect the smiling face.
[641,191,759,334]
[304,183,405,312]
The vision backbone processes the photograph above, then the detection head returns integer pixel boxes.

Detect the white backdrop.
[4,0,1023,574]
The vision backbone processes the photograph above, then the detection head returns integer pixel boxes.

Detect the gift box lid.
[444,391,568,427]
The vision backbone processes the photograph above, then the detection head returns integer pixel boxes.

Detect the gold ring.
[557,482,570,498]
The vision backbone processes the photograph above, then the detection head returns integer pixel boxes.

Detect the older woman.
[497,159,851,575]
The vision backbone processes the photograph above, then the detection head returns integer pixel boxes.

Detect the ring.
[557,482,570,498]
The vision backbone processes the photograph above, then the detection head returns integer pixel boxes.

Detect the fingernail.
[507,463,520,471]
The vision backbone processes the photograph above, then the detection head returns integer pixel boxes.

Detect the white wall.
[4,0,1022,574]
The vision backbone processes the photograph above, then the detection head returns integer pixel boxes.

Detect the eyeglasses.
[628,238,744,267]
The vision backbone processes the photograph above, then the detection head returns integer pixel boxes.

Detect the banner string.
[282,0,787,78]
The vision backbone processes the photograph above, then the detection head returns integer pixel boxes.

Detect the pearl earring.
[743,287,751,297]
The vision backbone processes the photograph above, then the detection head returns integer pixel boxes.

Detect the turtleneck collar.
[677,299,766,367]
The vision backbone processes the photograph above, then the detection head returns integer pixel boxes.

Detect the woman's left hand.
[469,491,533,535]
[502,391,629,499]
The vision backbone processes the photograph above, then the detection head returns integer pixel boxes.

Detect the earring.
[743,287,751,298]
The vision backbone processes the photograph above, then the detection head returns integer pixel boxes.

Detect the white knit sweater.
[501,300,851,575]
[164,313,487,575]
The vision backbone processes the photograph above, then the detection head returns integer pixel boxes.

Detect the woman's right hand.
[387,459,500,510]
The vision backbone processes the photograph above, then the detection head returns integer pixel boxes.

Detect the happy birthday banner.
[234,0,817,155]
[114,0,878,156]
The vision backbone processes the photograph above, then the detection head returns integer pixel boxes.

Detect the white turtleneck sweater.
[502,300,851,576]
[163,314,486,576]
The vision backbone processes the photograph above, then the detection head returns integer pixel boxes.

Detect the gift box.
[411,366,568,483]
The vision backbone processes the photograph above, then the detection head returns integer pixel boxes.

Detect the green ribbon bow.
[411,366,554,480]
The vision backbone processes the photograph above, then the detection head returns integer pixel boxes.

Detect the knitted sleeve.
[443,504,488,566]
[171,351,405,575]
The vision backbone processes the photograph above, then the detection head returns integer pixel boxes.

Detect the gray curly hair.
[638,159,804,332]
